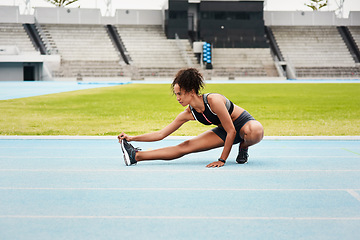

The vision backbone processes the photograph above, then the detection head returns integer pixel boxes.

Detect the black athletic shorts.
[211,110,255,144]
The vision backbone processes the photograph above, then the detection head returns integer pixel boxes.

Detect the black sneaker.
[121,139,140,166]
[236,147,248,164]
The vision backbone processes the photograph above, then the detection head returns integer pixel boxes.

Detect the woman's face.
[173,84,193,107]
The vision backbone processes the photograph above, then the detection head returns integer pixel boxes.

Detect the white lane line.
[0,169,359,173]
[0,156,359,159]
[1,147,359,151]
[347,190,360,202]
[1,187,359,191]
[0,215,359,220]
[0,169,360,173]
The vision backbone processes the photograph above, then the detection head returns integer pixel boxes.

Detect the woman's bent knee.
[253,122,264,142]
[242,121,264,145]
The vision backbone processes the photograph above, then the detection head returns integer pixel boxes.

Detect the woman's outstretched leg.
[135,130,224,162]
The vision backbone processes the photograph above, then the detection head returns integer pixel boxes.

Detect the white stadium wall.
[0,6,163,25]
[115,9,164,25]
[34,7,103,25]
[264,11,360,26]
[0,6,359,26]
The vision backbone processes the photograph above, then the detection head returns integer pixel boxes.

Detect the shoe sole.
[236,160,248,164]
[121,140,131,166]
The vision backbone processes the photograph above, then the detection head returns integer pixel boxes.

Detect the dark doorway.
[24,66,35,81]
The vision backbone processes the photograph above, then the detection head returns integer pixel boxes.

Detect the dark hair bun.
[171,68,205,95]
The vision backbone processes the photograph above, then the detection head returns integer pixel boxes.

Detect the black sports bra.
[189,93,234,125]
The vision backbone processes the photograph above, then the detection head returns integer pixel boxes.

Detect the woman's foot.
[236,147,248,164]
[121,139,140,166]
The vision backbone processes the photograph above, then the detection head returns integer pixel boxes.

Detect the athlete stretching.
[118,68,264,168]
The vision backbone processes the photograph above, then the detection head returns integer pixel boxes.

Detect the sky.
[1,0,359,18]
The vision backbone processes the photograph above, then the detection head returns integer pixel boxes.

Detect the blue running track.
[1,81,359,239]
[0,137,359,240]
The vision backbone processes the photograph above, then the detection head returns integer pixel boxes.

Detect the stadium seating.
[271,26,359,78]
[3,21,360,80]
[211,48,278,77]
[115,25,199,78]
[348,26,360,48]
[39,24,127,78]
[0,23,38,54]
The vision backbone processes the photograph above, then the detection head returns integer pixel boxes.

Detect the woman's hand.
[117,132,132,143]
[206,160,225,168]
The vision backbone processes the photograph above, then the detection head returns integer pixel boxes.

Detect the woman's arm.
[118,108,194,142]
[206,94,236,166]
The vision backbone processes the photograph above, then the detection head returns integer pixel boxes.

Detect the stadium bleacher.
[211,48,278,78]
[115,25,199,78]
[39,24,128,78]
[0,23,38,54]
[271,26,359,78]
[1,6,360,80]
[349,26,360,48]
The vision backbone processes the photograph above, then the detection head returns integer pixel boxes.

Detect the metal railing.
[34,17,58,55]
[175,33,193,67]
[285,55,297,79]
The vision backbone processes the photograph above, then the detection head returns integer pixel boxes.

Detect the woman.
[118,68,264,168]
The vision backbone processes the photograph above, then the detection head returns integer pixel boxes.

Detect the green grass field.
[1,83,359,136]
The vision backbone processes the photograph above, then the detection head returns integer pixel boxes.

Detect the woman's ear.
[191,89,197,96]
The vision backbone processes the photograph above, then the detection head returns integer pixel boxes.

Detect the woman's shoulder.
[206,93,226,104]
[179,107,195,121]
